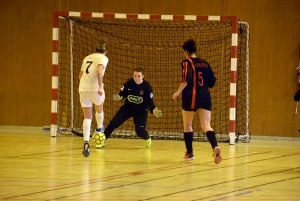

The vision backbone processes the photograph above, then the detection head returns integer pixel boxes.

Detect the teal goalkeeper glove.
[153,107,162,118]
[113,94,123,101]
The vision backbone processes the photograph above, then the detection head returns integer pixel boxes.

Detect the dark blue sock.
[206,131,218,150]
[184,132,194,154]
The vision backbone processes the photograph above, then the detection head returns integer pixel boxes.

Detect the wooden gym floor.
[0,126,300,201]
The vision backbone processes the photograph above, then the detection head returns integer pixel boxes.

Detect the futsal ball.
[92,132,106,145]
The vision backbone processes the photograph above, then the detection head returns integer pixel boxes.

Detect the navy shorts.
[182,101,212,112]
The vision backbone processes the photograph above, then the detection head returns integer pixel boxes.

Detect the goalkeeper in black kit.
[97,67,162,149]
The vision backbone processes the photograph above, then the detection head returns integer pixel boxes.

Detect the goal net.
[51,12,250,144]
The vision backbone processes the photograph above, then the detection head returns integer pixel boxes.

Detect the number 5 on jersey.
[198,72,203,86]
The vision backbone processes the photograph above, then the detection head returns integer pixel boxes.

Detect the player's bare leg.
[182,110,195,160]
[199,109,222,164]
[95,103,105,133]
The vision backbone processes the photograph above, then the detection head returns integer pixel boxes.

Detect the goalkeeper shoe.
[96,126,105,133]
[183,152,195,160]
[213,147,222,164]
[145,137,152,148]
[82,141,90,157]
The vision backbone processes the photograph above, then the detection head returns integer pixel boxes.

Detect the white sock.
[95,112,104,128]
[83,119,92,142]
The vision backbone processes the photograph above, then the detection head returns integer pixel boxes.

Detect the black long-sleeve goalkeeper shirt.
[118,78,156,114]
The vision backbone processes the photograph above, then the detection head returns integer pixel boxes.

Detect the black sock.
[206,131,218,150]
[184,132,194,154]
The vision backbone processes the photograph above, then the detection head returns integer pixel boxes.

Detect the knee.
[200,122,212,133]
[202,126,213,133]
[184,123,193,132]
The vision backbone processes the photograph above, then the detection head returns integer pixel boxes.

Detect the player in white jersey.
[79,40,109,157]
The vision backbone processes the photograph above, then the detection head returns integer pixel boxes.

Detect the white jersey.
[79,53,108,92]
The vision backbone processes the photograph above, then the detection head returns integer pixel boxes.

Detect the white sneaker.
[96,126,105,133]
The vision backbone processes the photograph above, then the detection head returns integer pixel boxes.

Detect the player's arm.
[79,60,85,79]
[113,82,128,101]
[146,84,156,113]
[172,61,189,100]
[97,64,104,95]
[173,82,188,97]
[207,63,216,88]
[146,83,162,118]
[79,71,83,79]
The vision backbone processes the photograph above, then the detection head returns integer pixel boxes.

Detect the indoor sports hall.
[1,1,300,200]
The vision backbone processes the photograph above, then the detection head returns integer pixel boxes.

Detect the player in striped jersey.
[172,39,222,164]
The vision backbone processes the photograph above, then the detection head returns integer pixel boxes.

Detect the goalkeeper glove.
[113,94,123,101]
[153,107,162,118]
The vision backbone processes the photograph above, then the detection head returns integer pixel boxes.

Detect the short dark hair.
[182,39,197,53]
[134,67,144,75]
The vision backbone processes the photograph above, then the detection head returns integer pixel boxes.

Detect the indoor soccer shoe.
[183,152,195,160]
[95,142,105,149]
[82,141,90,157]
[96,126,105,133]
[145,137,152,148]
[213,147,222,164]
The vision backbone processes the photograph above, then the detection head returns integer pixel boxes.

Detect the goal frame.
[51,11,239,144]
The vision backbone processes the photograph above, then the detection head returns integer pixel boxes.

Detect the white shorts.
[79,91,105,107]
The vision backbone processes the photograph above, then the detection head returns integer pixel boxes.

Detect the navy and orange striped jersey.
[181,57,216,109]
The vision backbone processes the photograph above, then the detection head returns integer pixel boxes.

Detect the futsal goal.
[51,11,250,144]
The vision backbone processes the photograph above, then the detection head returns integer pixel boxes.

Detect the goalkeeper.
[97,67,162,149]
